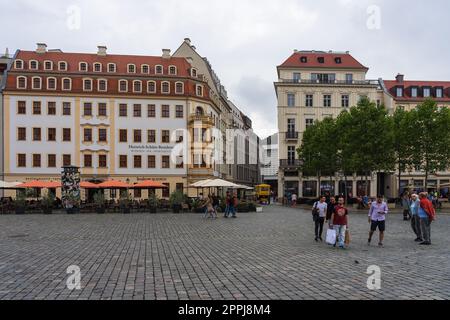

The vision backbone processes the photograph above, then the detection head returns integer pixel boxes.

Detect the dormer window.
[396,87,403,97]
[107,63,116,73]
[147,81,156,93]
[58,61,68,71]
[161,81,170,94]
[47,77,57,90]
[436,87,443,98]
[118,80,128,92]
[79,62,88,72]
[133,80,142,93]
[17,76,27,89]
[423,87,431,98]
[169,66,177,75]
[93,63,102,72]
[30,60,39,70]
[83,78,93,91]
[411,87,418,98]
[175,82,184,94]
[62,78,72,91]
[141,64,150,74]
[318,57,325,64]
[196,85,203,97]
[155,65,163,74]
[300,56,308,63]
[127,64,136,73]
[32,76,42,89]
[98,79,107,92]
[15,60,24,69]
[44,60,53,70]
[335,57,342,64]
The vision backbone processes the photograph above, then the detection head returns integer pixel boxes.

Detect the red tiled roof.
[278,51,368,70]
[13,50,192,76]
[384,79,450,102]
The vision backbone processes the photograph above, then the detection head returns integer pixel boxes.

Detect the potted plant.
[93,192,106,214]
[148,193,159,214]
[169,191,184,214]
[119,192,132,214]
[15,191,27,215]
[41,192,55,215]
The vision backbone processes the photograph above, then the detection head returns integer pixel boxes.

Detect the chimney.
[184,38,191,45]
[162,49,171,59]
[97,45,107,56]
[293,49,298,53]
[396,74,404,83]
[36,43,47,54]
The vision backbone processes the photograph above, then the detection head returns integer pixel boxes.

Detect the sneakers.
[378,242,383,247]
[314,237,318,242]
[419,241,431,245]
[414,238,423,242]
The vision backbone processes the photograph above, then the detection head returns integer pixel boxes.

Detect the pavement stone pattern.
[0,205,449,300]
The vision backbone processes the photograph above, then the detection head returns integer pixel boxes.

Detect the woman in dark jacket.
[326,196,337,222]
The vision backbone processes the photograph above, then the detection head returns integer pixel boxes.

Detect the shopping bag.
[326,228,336,245]
[345,229,350,245]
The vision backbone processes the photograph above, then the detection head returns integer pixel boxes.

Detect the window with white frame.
[79,62,88,72]
[161,81,170,94]
[175,82,184,94]
[191,68,197,77]
[118,79,128,92]
[169,65,177,75]
[44,60,53,71]
[98,79,107,92]
[58,61,68,71]
[411,87,418,98]
[127,64,136,73]
[15,60,24,69]
[30,60,39,70]
[423,87,431,97]
[32,76,42,89]
[107,63,116,73]
[93,63,102,72]
[196,85,203,96]
[17,76,27,89]
[83,78,93,91]
[436,88,443,98]
[47,77,57,90]
[147,81,156,93]
[141,65,150,74]
[133,80,142,93]
[62,78,72,91]
[396,87,403,97]
[155,65,163,74]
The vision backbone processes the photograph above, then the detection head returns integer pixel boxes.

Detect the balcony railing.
[285,131,299,140]
[189,114,215,125]
[279,79,379,86]
[280,159,302,168]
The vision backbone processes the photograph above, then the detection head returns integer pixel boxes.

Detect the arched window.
[79,62,88,72]
[155,65,163,74]
[118,79,128,92]
[196,85,203,97]
[44,60,53,71]
[191,68,197,77]
[175,82,184,94]
[127,64,136,73]
[147,81,156,93]
[58,61,68,71]
[47,77,57,90]
[141,65,150,74]
[30,60,39,70]
[17,76,27,89]
[98,79,108,92]
[62,78,72,91]
[133,80,142,93]
[107,63,116,73]
[93,63,102,72]
[196,106,204,116]
[14,60,24,69]
[169,65,177,75]
[83,78,93,91]
[32,76,42,89]
[161,81,170,94]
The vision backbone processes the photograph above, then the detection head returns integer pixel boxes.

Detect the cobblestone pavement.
[0,205,449,300]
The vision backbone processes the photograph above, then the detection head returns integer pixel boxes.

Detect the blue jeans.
[229,205,236,217]
[334,225,347,247]
[224,204,230,217]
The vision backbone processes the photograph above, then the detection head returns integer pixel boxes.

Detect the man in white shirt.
[313,196,328,242]
[291,193,297,207]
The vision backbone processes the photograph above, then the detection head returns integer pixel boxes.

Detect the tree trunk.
[398,161,402,198]
[317,172,321,198]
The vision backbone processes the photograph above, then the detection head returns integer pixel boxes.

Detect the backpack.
[312,202,319,222]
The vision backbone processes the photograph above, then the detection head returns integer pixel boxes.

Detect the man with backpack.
[418,192,436,245]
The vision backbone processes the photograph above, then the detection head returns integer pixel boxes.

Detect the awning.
[132,180,168,189]
[199,179,241,188]
[18,180,61,189]
[80,181,100,189]
[97,180,132,189]
[0,181,24,189]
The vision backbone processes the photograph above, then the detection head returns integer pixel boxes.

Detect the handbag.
[326,228,337,245]
[345,229,350,245]
[312,202,319,222]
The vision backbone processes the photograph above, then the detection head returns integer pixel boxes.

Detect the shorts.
[371,220,386,232]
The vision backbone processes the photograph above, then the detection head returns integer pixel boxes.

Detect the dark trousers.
[411,215,422,239]
[403,209,411,220]
[315,217,325,238]
[420,217,431,243]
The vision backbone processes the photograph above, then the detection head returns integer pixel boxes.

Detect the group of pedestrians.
[312,192,436,249]
[202,191,239,219]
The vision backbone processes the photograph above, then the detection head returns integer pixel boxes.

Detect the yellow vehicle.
[255,184,271,204]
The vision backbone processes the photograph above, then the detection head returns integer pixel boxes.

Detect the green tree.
[410,100,450,185]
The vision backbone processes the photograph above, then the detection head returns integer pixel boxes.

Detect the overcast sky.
[1,0,449,138]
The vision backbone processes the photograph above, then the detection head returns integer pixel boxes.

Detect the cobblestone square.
[0,205,449,300]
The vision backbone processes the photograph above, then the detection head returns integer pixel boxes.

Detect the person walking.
[313,196,328,242]
[326,196,337,223]
[230,193,238,218]
[409,194,422,242]
[401,192,412,221]
[224,191,231,218]
[329,197,349,249]
[418,192,436,245]
[291,193,297,208]
[368,195,388,247]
